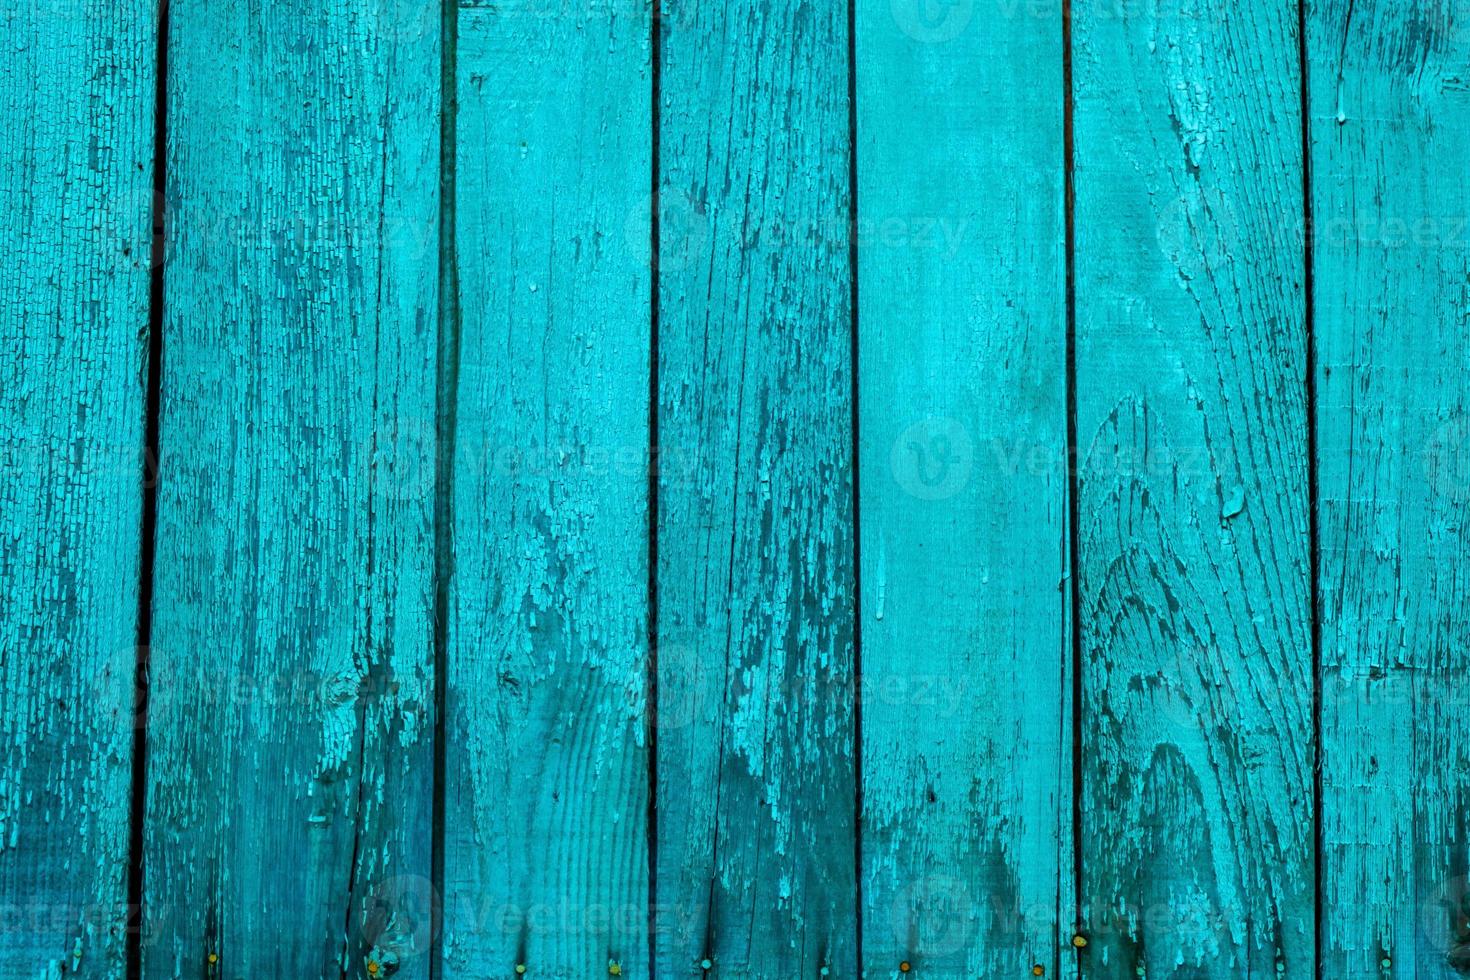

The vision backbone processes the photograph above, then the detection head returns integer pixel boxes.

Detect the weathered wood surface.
[654,0,858,974]
[1310,1,1470,975]
[13,0,1470,975]
[142,2,440,975]
[0,2,157,976]
[1072,1,1315,976]
[438,2,652,976]
[854,0,1070,976]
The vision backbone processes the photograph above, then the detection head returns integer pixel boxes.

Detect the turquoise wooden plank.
[142,2,440,975]
[1072,2,1315,975]
[854,0,1070,975]
[0,2,157,976]
[438,2,652,976]
[1310,2,1470,974]
[655,1,857,974]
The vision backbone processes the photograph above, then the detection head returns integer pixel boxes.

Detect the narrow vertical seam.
[1297,2,1323,976]
[1061,0,1083,973]
[429,0,461,975]
[646,4,663,978]
[845,0,865,972]
[126,0,170,975]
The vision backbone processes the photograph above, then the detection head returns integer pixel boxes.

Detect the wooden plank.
[0,3,157,976]
[654,1,857,974]
[1310,2,1470,974]
[853,0,1070,975]
[437,2,652,976]
[1071,2,1315,975]
[142,2,440,975]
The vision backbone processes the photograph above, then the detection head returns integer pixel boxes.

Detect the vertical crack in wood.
[126,1,170,976]
[1061,0,1082,974]
[1296,0,1323,976]
[430,1,461,976]
[845,0,865,970]
[647,4,663,978]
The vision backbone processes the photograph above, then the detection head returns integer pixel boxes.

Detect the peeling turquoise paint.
[3,1,1468,978]
[0,1,156,976]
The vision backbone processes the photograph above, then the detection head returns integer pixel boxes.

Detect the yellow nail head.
[208,954,219,965]
[1033,966,1046,976]
[367,962,380,976]
[516,967,527,976]
[900,962,912,973]
[609,964,622,976]
[1072,935,1089,949]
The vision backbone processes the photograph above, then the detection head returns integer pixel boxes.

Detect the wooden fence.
[1,0,1466,977]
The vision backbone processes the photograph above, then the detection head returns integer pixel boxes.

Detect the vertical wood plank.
[143,2,440,975]
[1072,1,1315,975]
[0,2,157,976]
[1311,1,1470,974]
[854,0,1070,975]
[655,1,857,974]
[438,1,652,976]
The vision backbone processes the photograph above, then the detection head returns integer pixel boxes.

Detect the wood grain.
[654,0,858,974]
[854,0,1070,975]
[1071,1,1314,975]
[437,2,653,976]
[20,2,1470,973]
[142,2,440,975]
[1310,1,1470,974]
[0,2,157,976]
